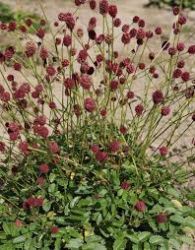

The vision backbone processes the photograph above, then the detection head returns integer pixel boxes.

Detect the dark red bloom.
[156,213,168,224]
[155,26,162,35]
[177,60,185,68]
[113,18,121,28]
[161,106,171,116]
[121,181,130,190]
[39,163,49,174]
[121,32,131,45]
[23,197,44,209]
[18,141,29,155]
[48,141,60,154]
[133,16,139,23]
[36,177,45,186]
[188,45,195,55]
[91,144,100,154]
[159,146,168,156]
[89,0,96,10]
[25,41,36,57]
[109,140,120,153]
[135,200,147,212]
[46,65,56,77]
[108,5,117,18]
[173,68,182,79]
[63,35,72,47]
[168,47,177,56]
[110,80,118,91]
[13,63,22,71]
[138,19,145,28]
[99,0,109,15]
[36,28,45,39]
[95,151,108,162]
[51,226,59,234]
[181,72,190,82]
[152,90,164,105]
[33,125,49,138]
[177,42,185,52]
[120,125,127,135]
[135,104,144,116]
[40,47,48,60]
[8,21,16,32]
[173,6,180,15]
[64,78,75,89]
[84,97,96,112]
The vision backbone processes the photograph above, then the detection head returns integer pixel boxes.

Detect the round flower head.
[84,97,96,112]
[135,200,146,212]
[156,213,168,224]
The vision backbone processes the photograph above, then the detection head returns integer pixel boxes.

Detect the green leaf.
[66,238,83,249]
[183,217,195,228]
[13,235,26,244]
[113,237,127,250]
[70,197,80,208]
[180,236,193,245]
[149,235,165,245]
[170,215,184,224]
[126,234,139,244]
[138,232,151,242]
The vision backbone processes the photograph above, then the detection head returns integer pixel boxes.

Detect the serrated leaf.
[66,238,83,248]
[149,235,165,245]
[113,237,127,250]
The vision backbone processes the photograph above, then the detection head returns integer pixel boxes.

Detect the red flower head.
[64,78,75,89]
[110,80,119,91]
[188,45,195,55]
[156,213,168,224]
[36,28,45,39]
[109,140,120,153]
[80,74,92,90]
[135,200,147,212]
[89,0,96,10]
[15,219,23,228]
[13,63,22,71]
[152,90,164,105]
[161,106,171,116]
[84,97,96,112]
[18,141,29,155]
[135,104,144,116]
[108,5,117,18]
[121,32,131,45]
[39,163,49,174]
[51,226,59,234]
[40,47,48,60]
[34,115,47,126]
[159,146,168,156]
[91,144,100,154]
[63,35,72,47]
[155,27,162,35]
[113,18,121,28]
[177,42,185,52]
[46,65,56,77]
[95,151,108,162]
[25,41,36,57]
[121,181,130,190]
[181,72,190,82]
[99,0,109,15]
[48,141,60,154]
[36,176,45,186]
[173,6,180,15]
